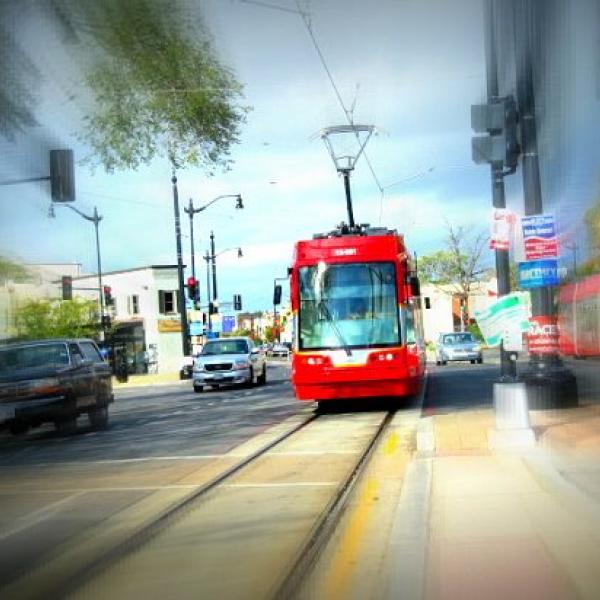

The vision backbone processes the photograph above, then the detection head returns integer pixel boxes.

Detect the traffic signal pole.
[513,0,577,408]
[484,0,516,381]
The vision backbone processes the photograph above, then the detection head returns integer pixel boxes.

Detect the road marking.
[0,491,86,541]
[224,482,338,488]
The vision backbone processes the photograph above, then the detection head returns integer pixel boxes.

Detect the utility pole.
[204,251,212,333]
[185,198,198,285]
[171,170,190,357]
[513,0,577,408]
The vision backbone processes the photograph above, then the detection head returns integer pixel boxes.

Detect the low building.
[0,262,82,339]
[73,265,184,374]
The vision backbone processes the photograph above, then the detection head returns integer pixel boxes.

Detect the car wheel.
[470,359,476,364]
[436,360,441,366]
[245,367,255,388]
[55,416,77,435]
[88,406,109,429]
[477,357,483,364]
[9,420,29,436]
[257,364,267,385]
[441,360,447,366]
[193,385,204,393]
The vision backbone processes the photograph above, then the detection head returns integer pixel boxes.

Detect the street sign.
[207,331,220,340]
[518,259,559,288]
[528,315,559,354]
[222,316,236,334]
[521,214,558,260]
[489,208,514,251]
[474,292,531,347]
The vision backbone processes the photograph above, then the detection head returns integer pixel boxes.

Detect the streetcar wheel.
[193,385,204,393]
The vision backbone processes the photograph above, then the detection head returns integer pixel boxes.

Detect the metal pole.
[210,231,218,312]
[341,170,355,228]
[513,0,577,408]
[205,251,212,332]
[172,170,190,356]
[93,207,106,342]
[485,0,516,380]
[187,199,196,282]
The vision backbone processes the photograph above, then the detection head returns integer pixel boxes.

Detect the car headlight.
[472,345,481,352]
[234,360,250,370]
[193,363,205,372]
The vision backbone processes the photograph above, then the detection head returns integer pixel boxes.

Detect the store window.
[128,294,140,315]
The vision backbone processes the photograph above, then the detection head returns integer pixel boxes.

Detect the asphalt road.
[0,357,527,596]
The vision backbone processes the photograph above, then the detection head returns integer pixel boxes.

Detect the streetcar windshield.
[299,262,400,350]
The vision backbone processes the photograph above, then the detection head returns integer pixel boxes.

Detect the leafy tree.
[419,224,490,330]
[263,326,277,344]
[0,256,31,284]
[53,0,249,173]
[15,298,100,340]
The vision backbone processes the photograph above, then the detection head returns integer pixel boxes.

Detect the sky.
[0,0,498,311]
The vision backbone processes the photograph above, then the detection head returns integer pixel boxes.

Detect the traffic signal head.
[471,96,520,171]
[273,284,282,306]
[50,149,75,202]
[103,285,113,306]
[61,275,72,300]
[234,294,242,311]
[187,276,198,301]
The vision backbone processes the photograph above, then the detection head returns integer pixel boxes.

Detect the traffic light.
[187,276,198,301]
[61,275,72,300]
[273,284,282,306]
[49,149,75,202]
[103,285,113,306]
[233,294,242,311]
[471,96,520,171]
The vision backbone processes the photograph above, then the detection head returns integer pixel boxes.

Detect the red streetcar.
[558,272,600,357]
[290,225,426,404]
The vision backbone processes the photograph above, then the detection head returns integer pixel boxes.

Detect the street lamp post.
[183,194,243,293]
[171,170,190,357]
[50,203,106,340]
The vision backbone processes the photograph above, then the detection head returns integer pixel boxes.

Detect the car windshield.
[0,343,70,375]
[442,334,475,345]
[299,262,400,350]
[201,341,249,355]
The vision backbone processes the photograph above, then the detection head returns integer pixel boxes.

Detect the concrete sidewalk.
[399,406,600,600]
[111,372,187,389]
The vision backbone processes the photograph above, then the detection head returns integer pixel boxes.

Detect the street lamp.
[49,203,106,339]
[184,194,243,287]
[203,240,243,332]
[319,124,375,228]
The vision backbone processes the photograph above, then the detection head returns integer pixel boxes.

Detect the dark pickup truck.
[0,338,113,435]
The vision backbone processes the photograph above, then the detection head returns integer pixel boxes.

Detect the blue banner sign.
[207,331,220,339]
[222,316,236,334]
[189,322,204,336]
[518,259,559,288]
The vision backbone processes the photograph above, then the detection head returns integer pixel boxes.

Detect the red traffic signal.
[103,285,113,306]
[187,277,198,301]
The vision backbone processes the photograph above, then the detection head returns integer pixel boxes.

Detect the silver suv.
[435,332,483,365]
[192,337,266,393]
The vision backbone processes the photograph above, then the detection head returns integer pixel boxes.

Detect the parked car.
[192,337,266,393]
[435,332,483,365]
[180,355,194,380]
[0,338,113,435]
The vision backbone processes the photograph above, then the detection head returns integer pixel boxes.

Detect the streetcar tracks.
[2,409,403,600]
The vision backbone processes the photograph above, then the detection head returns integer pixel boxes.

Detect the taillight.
[297,354,332,367]
[368,350,403,364]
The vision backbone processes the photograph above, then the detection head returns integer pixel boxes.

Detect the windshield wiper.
[318,299,352,357]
